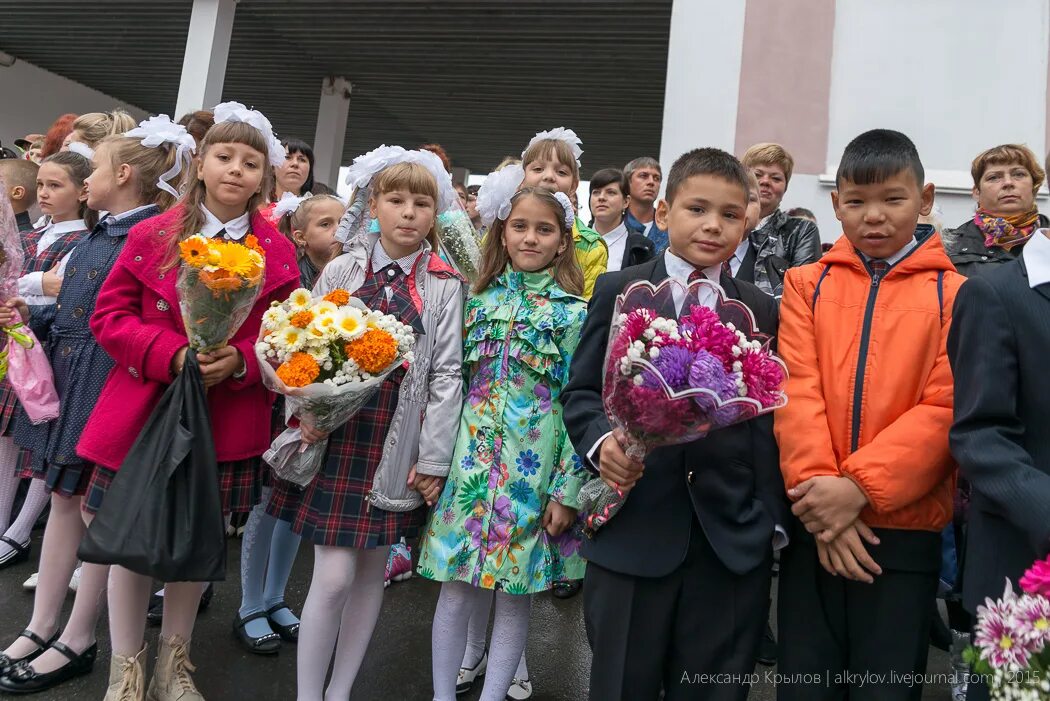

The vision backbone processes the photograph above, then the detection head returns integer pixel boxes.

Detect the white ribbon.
[213,101,287,166]
[272,191,307,219]
[523,127,584,167]
[125,115,196,199]
[475,163,525,228]
[66,141,94,160]
[552,191,576,230]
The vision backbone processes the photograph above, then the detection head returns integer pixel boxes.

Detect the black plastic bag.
[78,351,226,582]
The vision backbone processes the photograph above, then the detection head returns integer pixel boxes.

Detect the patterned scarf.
[974,206,1041,251]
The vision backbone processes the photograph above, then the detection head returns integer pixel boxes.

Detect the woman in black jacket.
[588,168,655,272]
[943,143,1048,278]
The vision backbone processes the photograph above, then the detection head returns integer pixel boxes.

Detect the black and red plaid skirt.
[0,385,18,437]
[265,477,305,524]
[82,458,262,516]
[291,370,424,549]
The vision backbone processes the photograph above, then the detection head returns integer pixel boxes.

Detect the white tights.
[296,545,389,701]
[431,581,531,701]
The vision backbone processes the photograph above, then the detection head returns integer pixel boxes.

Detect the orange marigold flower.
[200,268,244,294]
[275,352,320,388]
[244,234,266,256]
[290,310,314,329]
[323,289,351,306]
[344,329,399,374]
[179,237,209,267]
[481,573,495,589]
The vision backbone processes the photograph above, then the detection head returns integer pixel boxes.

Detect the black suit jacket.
[562,254,787,578]
[620,233,656,271]
[948,257,1050,612]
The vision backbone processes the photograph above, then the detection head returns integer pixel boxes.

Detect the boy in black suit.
[948,224,1050,701]
[562,148,786,701]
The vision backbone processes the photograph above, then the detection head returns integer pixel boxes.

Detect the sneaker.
[455,652,487,695]
[506,677,533,700]
[384,542,413,587]
[69,565,82,592]
[22,571,38,591]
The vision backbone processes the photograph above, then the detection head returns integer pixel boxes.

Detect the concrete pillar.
[658,0,747,177]
[312,77,352,189]
[174,0,237,118]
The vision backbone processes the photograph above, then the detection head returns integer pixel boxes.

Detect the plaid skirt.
[82,458,262,516]
[291,373,424,549]
[265,476,305,524]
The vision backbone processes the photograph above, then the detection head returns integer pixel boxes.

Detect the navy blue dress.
[14,206,161,497]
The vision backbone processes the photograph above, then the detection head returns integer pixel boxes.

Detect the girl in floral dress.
[419,186,589,701]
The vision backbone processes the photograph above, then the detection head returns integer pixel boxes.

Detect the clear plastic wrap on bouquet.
[258,358,404,486]
[437,208,482,284]
[579,278,788,533]
[0,176,27,383]
[175,236,266,352]
[255,294,416,486]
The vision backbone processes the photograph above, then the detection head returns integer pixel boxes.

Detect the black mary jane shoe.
[551,580,583,600]
[0,536,31,570]
[232,612,281,655]
[0,630,60,678]
[0,642,97,694]
[265,602,300,643]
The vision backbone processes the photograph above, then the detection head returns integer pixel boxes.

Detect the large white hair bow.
[66,141,94,160]
[337,144,459,246]
[213,101,287,166]
[125,115,197,198]
[475,164,525,228]
[523,127,583,167]
[272,191,307,219]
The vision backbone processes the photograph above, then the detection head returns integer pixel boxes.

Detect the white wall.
[0,57,147,149]
[826,0,1049,184]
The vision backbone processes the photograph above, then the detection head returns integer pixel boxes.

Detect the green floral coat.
[417,268,589,594]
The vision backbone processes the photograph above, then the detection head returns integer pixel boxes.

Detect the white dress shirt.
[730,238,750,277]
[371,241,423,302]
[18,218,87,304]
[199,205,251,240]
[601,222,630,273]
[1024,228,1050,288]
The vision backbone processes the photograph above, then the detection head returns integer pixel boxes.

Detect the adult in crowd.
[785,206,816,224]
[588,168,654,272]
[62,111,137,155]
[466,184,481,230]
[622,156,667,252]
[942,144,1047,278]
[741,143,822,297]
[274,138,315,200]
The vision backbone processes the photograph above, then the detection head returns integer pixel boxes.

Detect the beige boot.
[103,645,147,701]
[145,635,204,701]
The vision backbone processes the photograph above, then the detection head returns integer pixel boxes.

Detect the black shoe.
[0,642,97,694]
[147,583,214,625]
[0,536,30,570]
[551,580,582,599]
[232,612,281,655]
[265,602,300,643]
[756,623,777,666]
[0,630,59,678]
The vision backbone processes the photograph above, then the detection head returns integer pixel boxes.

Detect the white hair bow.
[272,191,307,219]
[475,163,524,228]
[523,127,583,167]
[125,115,197,198]
[552,192,576,230]
[66,141,94,160]
[213,101,287,166]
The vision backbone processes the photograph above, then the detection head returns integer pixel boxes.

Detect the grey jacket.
[942,215,1050,279]
[314,234,466,511]
[749,209,822,297]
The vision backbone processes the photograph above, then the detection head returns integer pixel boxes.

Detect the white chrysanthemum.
[277,326,306,353]
[311,300,338,316]
[287,288,313,310]
[262,306,289,330]
[333,307,368,341]
[306,312,339,342]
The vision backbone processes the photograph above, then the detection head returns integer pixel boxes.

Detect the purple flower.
[534,384,552,412]
[642,345,694,391]
[1014,594,1050,650]
[464,516,484,550]
[688,350,737,399]
[974,583,1030,669]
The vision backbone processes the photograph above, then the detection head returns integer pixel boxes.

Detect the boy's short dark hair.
[666,148,749,205]
[836,129,924,189]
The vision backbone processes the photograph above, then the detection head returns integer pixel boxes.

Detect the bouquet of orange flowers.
[177,234,266,352]
[255,287,415,485]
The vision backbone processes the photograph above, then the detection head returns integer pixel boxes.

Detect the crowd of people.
[0,101,1045,701]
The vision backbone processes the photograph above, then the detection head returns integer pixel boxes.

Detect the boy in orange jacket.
[774,130,963,701]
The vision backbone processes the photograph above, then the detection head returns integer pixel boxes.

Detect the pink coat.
[77,206,299,470]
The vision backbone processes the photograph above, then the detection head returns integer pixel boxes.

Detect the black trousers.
[776,528,940,701]
[584,519,772,701]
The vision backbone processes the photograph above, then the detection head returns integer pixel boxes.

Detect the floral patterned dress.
[417,268,589,594]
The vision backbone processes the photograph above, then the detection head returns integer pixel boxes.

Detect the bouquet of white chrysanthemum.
[255,287,415,485]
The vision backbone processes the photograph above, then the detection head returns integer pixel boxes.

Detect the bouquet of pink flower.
[964,555,1050,699]
[578,278,788,532]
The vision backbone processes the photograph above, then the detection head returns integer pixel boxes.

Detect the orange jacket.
[774,229,963,532]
